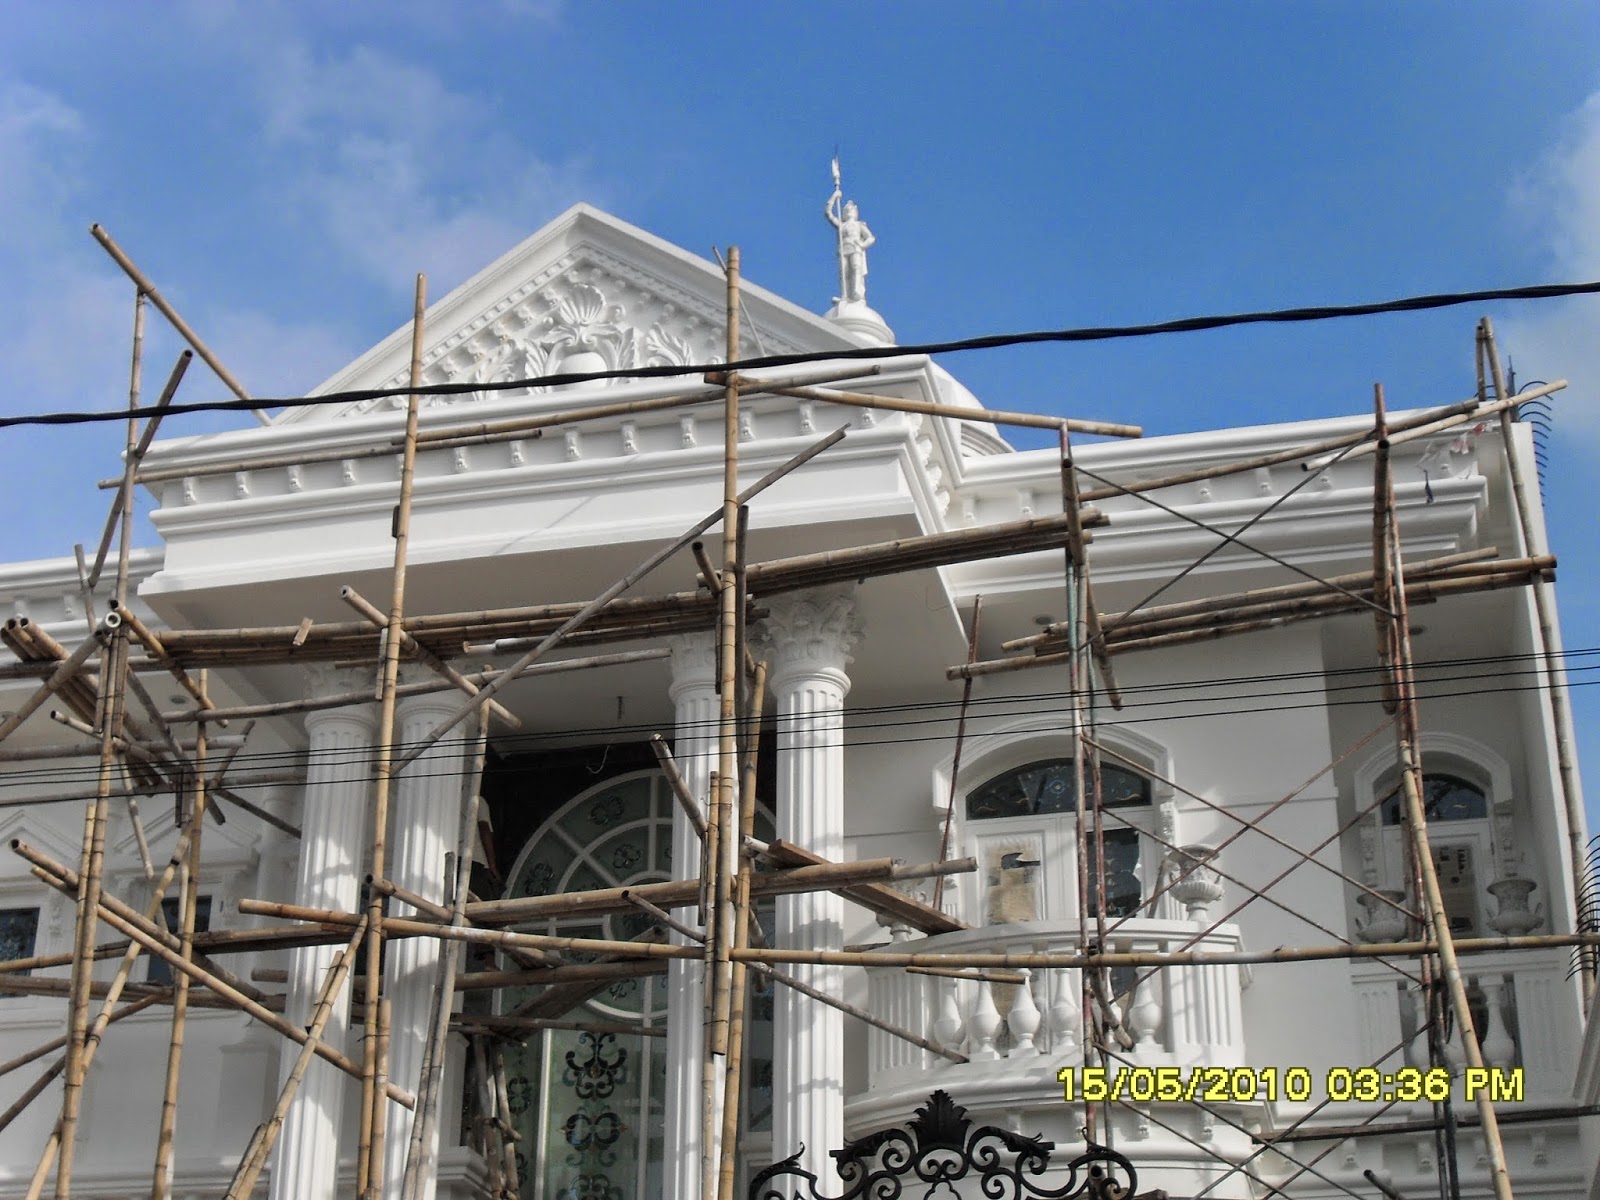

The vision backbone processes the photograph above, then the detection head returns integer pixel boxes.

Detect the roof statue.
[824,157,894,343]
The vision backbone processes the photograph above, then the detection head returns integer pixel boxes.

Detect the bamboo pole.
[150,704,205,1200]
[933,598,981,911]
[89,224,271,425]
[225,919,368,1200]
[57,615,128,1198]
[21,752,227,1199]
[358,272,427,1200]
[1381,398,1516,1200]
[737,377,1142,437]
[109,601,213,714]
[111,364,875,488]
[0,627,105,746]
[1480,317,1591,1008]
[715,654,766,1200]
[389,422,853,774]
[79,889,413,1104]
[159,649,667,724]
[649,734,709,840]
[339,585,520,729]
[491,1042,521,1198]
[1297,378,1566,472]
[0,991,166,1081]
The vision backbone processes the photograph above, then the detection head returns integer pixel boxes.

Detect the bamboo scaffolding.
[721,373,1143,438]
[150,704,204,1200]
[715,652,765,1200]
[339,585,521,729]
[158,649,668,725]
[357,272,427,1200]
[56,609,128,1198]
[649,733,709,840]
[388,421,854,774]
[21,745,232,1199]
[224,918,367,1200]
[87,349,192,589]
[89,224,271,426]
[949,558,1555,678]
[1296,376,1567,472]
[399,703,489,1200]
[1481,317,1592,1008]
[109,364,875,488]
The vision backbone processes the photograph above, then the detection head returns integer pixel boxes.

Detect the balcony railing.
[1350,946,1575,1098]
[858,918,1248,1097]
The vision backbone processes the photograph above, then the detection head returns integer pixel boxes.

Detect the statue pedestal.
[825,300,894,345]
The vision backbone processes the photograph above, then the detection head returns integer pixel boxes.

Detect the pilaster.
[765,588,860,1182]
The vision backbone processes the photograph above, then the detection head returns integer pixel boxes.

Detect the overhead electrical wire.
[2,277,1598,431]
[4,646,1596,797]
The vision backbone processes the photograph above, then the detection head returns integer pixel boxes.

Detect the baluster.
[969,979,1003,1061]
[1007,968,1042,1055]
[1441,1002,1467,1076]
[1404,986,1429,1070]
[933,980,966,1056]
[1126,955,1164,1054]
[1049,967,1078,1057]
[1479,980,1516,1069]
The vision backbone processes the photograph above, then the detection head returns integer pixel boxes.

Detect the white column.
[270,670,375,1200]
[766,588,860,1182]
[664,632,717,1200]
[383,684,474,1200]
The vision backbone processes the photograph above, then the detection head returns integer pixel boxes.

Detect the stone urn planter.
[1354,888,1410,943]
[1487,876,1544,936]
[1166,844,1224,921]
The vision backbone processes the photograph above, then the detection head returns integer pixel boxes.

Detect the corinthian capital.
[761,588,862,686]
[665,631,719,699]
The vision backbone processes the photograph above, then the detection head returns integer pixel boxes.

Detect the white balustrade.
[860,918,1247,1097]
[1350,947,1575,1097]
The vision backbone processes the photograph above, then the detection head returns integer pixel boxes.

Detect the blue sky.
[3,2,1600,815]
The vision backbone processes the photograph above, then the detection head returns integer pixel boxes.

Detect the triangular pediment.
[279,204,864,424]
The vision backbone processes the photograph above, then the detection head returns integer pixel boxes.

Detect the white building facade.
[0,205,1591,1198]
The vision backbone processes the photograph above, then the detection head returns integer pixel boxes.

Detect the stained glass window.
[1380,773,1487,826]
[499,771,775,1200]
[147,895,212,985]
[0,908,39,984]
[966,759,1150,821]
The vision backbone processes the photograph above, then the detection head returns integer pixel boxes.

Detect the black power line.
[3,278,1598,431]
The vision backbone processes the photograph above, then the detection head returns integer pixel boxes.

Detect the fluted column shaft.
[270,683,376,1200]
[664,633,718,1200]
[767,589,859,1183]
[382,689,474,1200]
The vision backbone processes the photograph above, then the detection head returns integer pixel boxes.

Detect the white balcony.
[850,917,1248,1107]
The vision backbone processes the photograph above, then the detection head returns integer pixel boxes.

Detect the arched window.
[964,757,1155,923]
[1379,772,1488,826]
[498,769,775,1200]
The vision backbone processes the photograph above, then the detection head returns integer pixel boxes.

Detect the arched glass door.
[499,769,773,1199]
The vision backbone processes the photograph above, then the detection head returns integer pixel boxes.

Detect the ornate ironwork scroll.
[750,1089,1151,1200]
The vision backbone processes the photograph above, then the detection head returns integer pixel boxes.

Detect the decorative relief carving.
[339,256,790,420]
[762,588,862,679]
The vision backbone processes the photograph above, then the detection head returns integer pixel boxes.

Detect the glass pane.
[148,895,212,985]
[1381,773,1487,826]
[562,778,653,844]
[540,1029,642,1200]
[1086,830,1142,919]
[967,759,1150,820]
[0,907,39,974]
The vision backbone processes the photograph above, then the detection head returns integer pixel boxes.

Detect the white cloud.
[1500,91,1600,440]
[248,37,594,297]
